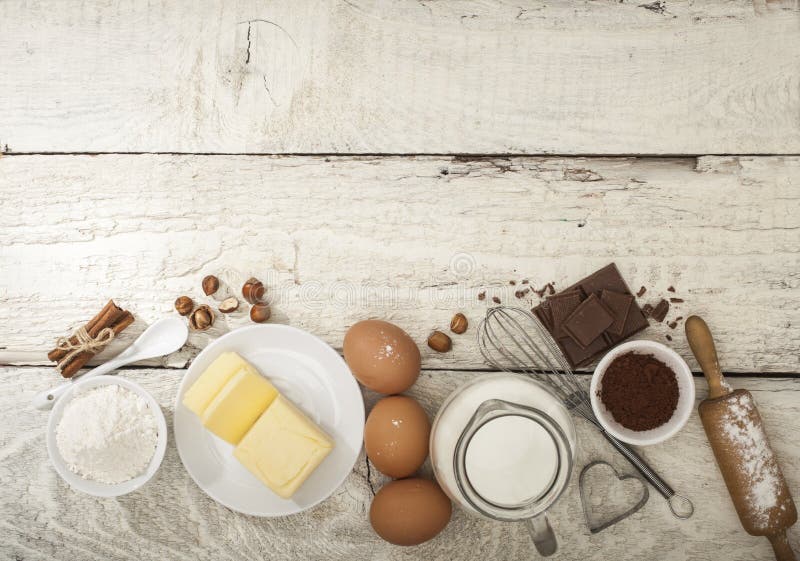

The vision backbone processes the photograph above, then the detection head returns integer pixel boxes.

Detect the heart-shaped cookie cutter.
[579,460,649,534]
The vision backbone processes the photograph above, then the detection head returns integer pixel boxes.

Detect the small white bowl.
[590,341,695,446]
[46,375,167,497]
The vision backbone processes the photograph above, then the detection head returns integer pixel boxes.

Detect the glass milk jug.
[430,374,577,556]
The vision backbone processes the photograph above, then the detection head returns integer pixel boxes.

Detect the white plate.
[174,324,364,517]
[47,375,168,497]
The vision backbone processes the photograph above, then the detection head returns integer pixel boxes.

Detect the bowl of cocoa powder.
[590,341,695,446]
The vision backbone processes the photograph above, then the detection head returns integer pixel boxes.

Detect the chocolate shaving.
[636,286,647,297]
[667,286,676,292]
[492,296,501,304]
[666,334,673,341]
[651,299,670,322]
[478,291,486,301]
[669,297,684,303]
[668,321,678,329]
[509,280,516,286]
[642,303,654,317]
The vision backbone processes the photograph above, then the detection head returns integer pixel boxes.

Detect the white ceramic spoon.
[32,317,189,411]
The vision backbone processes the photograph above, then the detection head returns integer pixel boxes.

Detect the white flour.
[56,384,158,484]
[719,391,784,529]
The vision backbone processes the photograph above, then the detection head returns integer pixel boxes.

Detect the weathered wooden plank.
[1,154,798,372]
[1,1,799,154]
[1,367,797,560]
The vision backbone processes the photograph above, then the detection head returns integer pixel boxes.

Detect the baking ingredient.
[651,299,670,322]
[189,305,214,330]
[49,300,135,378]
[365,395,430,478]
[250,302,271,323]
[234,395,333,499]
[431,374,575,516]
[242,277,265,304]
[182,351,255,415]
[562,294,614,348]
[200,368,279,444]
[343,320,420,394]
[450,313,468,334]
[219,297,239,313]
[202,275,219,296]
[175,296,194,316]
[56,384,158,484]
[532,263,649,367]
[599,352,679,431]
[600,290,633,336]
[465,415,558,505]
[369,478,452,546]
[427,331,452,353]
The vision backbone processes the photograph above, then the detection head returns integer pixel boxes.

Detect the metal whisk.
[478,306,693,519]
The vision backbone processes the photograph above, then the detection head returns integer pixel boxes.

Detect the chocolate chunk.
[651,299,670,322]
[509,280,516,286]
[667,286,676,292]
[669,297,684,303]
[642,303,654,317]
[579,264,632,298]
[478,291,486,301]
[521,279,529,285]
[549,292,583,337]
[563,294,614,348]
[557,335,609,368]
[531,263,649,368]
[636,286,647,297]
[492,296,501,304]
[668,321,678,329]
[534,301,554,331]
[600,290,634,336]
[666,334,673,341]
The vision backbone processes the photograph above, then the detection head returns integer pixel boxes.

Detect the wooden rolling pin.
[686,316,797,561]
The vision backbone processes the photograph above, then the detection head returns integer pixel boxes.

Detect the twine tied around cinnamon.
[54,326,116,372]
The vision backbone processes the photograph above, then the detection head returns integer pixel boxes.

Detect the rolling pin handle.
[685,315,729,399]
[768,530,797,561]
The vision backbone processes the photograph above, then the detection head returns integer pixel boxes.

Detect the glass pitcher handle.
[525,514,558,557]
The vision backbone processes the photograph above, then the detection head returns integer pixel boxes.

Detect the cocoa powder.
[599,352,679,431]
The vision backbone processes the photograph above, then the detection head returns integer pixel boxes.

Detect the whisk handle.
[601,430,694,519]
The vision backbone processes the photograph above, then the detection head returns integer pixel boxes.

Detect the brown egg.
[343,320,420,394]
[365,395,430,478]
[370,478,452,546]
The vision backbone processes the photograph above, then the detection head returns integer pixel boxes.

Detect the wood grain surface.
[1,154,798,372]
[1,0,799,154]
[1,367,797,561]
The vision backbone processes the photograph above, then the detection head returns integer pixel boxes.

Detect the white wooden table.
[1,1,799,559]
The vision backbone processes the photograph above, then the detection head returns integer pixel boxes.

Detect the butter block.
[234,395,334,499]
[201,368,279,445]
[183,352,257,416]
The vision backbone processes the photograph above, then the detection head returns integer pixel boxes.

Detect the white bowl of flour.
[46,376,167,497]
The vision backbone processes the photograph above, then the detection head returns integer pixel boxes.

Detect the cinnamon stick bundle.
[49,300,135,378]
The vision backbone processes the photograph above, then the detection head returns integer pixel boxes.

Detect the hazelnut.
[242,277,265,304]
[250,303,271,323]
[189,305,214,330]
[427,331,452,353]
[202,275,219,296]
[174,296,194,316]
[219,297,239,313]
[450,313,468,334]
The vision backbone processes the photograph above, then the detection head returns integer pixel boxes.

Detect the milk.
[430,373,576,513]
[465,415,559,506]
